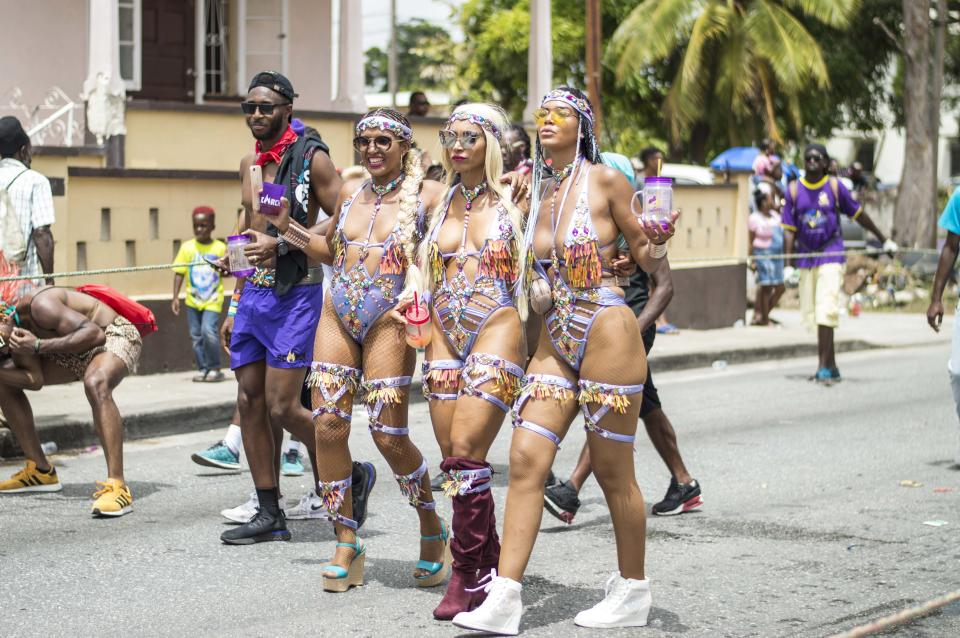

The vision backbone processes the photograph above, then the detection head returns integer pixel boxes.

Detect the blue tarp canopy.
[709,147,759,172]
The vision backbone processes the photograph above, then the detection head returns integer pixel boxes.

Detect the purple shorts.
[230,284,323,370]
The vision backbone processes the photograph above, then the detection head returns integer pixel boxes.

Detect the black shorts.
[639,326,661,418]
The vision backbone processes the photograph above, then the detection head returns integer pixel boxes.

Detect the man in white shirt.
[0,117,55,292]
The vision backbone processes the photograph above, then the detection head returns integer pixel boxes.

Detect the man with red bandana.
[218,72,368,544]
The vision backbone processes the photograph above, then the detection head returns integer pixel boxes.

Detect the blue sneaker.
[281,450,305,476]
[191,441,240,470]
[814,367,841,384]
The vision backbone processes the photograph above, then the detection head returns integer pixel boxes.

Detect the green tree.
[364,19,456,92]
[608,0,859,161]
[451,0,586,116]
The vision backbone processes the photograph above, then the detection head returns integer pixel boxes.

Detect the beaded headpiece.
[541,89,594,123]
[356,115,413,141]
[447,112,502,141]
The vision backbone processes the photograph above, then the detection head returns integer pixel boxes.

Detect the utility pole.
[388,0,398,108]
[585,0,603,137]
[929,0,947,245]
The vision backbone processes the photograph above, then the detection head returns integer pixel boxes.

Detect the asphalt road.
[1,344,959,637]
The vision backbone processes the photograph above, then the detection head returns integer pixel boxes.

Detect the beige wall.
[671,181,747,269]
[29,151,107,285]
[0,0,87,107]
[61,174,242,296]
[124,105,448,172]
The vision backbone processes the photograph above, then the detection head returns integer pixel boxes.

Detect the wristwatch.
[276,236,290,256]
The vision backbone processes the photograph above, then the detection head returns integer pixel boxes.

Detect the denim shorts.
[754,246,784,286]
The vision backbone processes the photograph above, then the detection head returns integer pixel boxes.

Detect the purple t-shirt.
[781,176,861,268]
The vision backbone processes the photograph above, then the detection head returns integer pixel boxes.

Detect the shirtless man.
[0,286,142,517]
[217,71,350,545]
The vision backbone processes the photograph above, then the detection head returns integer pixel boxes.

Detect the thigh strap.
[422,359,463,402]
[316,475,358,530]
[510,373,576,448]
[309,362,362,423]
[461,353,524,413]
[578,379,644,445]
[394,458,435,509]
[363,375,412,435]
[441,466,492,497]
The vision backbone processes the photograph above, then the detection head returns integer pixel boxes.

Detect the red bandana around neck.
[255,126,298,166]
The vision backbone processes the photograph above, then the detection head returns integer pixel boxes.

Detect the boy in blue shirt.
[926,186,960,467]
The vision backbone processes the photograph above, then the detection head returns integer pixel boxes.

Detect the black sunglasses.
[353,135,395,153]
[804,153,824,162]
[240,101,290,115]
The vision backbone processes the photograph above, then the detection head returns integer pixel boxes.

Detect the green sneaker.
[191,441,240,470]
[281,450,304,476]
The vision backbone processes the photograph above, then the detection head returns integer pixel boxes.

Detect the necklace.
[459,181,486,211]
[553,159,578,184]
[371,172,405,214]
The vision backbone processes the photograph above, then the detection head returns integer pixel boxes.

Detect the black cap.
[248,71,298,102]
[0,116,29,157]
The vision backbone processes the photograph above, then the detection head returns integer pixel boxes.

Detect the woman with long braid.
[413,104,527,619]
[453,88,677,634]
[268,108,450,592]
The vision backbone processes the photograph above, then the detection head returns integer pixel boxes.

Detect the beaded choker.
[371,172,405,214]
[553,159,580,184]
[460,182,486,211]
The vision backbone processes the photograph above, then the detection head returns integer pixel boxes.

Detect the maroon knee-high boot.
[433,456,497,620]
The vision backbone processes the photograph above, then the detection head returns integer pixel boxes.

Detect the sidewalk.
[0,310,951,457]
[649,309,952,371]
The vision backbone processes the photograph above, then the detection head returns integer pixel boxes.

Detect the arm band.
[648,242,668,259]
[282,223,312,250]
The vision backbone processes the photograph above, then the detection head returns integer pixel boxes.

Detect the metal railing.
[1,86,85,147]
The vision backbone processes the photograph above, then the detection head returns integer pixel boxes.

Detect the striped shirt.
[0,157,55,280]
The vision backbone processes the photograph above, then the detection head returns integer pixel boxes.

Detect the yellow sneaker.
[91,479,133,517]
[0,460,63,493]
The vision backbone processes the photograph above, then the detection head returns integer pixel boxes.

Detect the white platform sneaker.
[574,572,651,628]
[452,571,523,636]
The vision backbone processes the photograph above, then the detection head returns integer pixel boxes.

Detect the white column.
[332,0,366,113]
[526,0,552,123]
[194,0,205,104]
[82,0,126,143]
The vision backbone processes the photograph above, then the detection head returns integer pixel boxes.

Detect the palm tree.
[608,0,859,154]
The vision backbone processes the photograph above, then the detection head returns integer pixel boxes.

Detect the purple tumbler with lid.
[227,235,256,277]
[641,176,673,224]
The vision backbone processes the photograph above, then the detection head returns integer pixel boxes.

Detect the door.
[135,0,196,101]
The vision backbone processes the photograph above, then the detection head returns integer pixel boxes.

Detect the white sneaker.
[220,491,259,523]
[574,572,651,628]
[452,571,523,636]
[284,489,327,520]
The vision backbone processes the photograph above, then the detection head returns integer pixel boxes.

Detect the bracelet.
[648,242,668,259]
[227,299,239,318]
[282,223,311,250]
[231,290,241,303]
[34,338,41,354]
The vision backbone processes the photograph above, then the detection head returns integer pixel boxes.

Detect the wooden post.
[585,0,603,137]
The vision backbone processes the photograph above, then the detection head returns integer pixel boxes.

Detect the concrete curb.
[0,401,235,459]
[649,339,879,373]
[0,337,930,458]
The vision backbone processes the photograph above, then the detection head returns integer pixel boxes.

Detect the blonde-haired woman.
[269,108,450,592]
[413,103,527,619]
